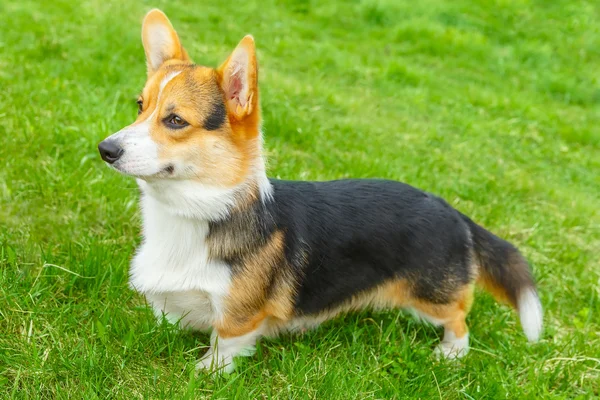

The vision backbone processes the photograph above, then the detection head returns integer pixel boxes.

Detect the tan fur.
[213,231,297,338]
[225,231,286,318]
[216,311,268,339]
[411,285,474,338]
[135,12,262,188]
[283,279,411,331]
[476,273,511,306]
[280,279,475,341]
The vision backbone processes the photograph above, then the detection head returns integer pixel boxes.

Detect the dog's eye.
[165,114,189,129]
[137,99,143,115]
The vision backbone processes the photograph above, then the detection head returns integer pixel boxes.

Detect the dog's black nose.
[98,140,124,164]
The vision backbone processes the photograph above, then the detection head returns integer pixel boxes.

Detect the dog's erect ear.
[217,35,259,121]
[141,9,190,76]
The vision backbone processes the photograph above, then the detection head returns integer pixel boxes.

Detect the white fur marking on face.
[159,71,182,98]
[103,71,182,178]
[147,24,175,70]
[104,110,162,177]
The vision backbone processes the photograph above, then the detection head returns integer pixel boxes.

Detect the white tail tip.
[518,288,543,342]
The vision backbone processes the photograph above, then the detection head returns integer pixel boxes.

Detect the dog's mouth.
[161,164,175,175]
[107,161,176,179]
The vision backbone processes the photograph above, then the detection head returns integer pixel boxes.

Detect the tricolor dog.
[98,9,542,373]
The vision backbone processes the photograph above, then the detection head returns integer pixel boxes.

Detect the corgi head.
[99,9,263,191]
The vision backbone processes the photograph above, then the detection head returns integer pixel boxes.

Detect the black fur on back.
[266,179,475,315]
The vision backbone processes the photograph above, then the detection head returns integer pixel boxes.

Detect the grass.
[1,0,599,398]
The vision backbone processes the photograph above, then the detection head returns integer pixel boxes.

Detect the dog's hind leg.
[410,284,474,359]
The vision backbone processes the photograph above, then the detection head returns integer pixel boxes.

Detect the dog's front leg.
[196,314,267,373]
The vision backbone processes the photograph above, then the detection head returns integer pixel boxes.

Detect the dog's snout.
[98,140,124,164]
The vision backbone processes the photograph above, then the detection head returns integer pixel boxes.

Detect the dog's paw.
[196,350,235,374]
[433,341,469,360]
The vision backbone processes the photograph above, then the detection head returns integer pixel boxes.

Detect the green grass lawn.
[1,0,599,398]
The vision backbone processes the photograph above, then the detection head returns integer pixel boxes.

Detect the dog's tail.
[461,214,543,342]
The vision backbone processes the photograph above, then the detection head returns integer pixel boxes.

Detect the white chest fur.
[129,190,232,330]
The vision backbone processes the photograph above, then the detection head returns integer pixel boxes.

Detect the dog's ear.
[217,35,258,121]
[141,9,190,76]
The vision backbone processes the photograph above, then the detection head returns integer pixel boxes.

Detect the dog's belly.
[145,290,217,331]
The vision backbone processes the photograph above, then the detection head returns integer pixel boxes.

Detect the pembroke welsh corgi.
[98,9,543,373]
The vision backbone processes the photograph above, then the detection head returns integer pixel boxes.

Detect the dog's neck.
[137,161,275,266]
[137,157,272,222]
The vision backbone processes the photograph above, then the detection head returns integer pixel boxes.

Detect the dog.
[98,9,542,373]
